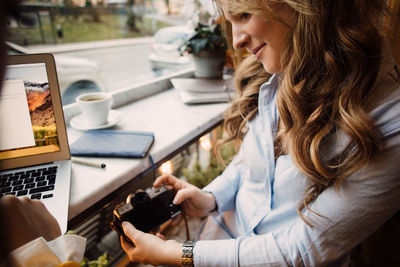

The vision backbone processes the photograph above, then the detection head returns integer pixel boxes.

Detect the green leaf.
[180,22,227,54]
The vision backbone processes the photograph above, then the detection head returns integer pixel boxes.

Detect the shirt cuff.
[194,239,237,267]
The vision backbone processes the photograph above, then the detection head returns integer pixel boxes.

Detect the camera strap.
[147,154,156,180]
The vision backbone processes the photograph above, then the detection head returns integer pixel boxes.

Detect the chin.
[261,61,283,74]
[262,64,278,74]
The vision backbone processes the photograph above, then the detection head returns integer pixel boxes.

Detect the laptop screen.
[0,54,70,171]
[0,63,61,160]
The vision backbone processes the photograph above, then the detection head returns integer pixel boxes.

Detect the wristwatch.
[182,240,196,267]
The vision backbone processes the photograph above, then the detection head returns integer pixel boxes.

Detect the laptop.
[0,54,71,233]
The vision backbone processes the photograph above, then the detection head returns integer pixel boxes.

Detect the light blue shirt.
[195,72,400,266]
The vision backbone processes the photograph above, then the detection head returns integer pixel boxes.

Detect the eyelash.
[240,12,251,19]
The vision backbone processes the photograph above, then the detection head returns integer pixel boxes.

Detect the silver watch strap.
[182,240,196,267]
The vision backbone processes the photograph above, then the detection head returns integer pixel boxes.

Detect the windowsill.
[63,66,195,123]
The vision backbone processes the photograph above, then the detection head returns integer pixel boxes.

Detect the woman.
[119,0,400,266]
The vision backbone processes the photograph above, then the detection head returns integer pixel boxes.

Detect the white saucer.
[70,110,122,131]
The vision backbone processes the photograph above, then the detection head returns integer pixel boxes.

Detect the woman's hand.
[120,221,181,266]
[0,195,61,254]
[154,174,216,217]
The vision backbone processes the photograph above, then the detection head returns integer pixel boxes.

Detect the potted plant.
[180,22,227,78]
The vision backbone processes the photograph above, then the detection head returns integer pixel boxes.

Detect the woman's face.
[222,3,290,74]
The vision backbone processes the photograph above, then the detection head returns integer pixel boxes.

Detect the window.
[7,0,194,106]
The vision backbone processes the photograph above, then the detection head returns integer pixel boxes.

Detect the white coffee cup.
[76,92,112,127]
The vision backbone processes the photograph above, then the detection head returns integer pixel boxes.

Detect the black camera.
[110,186,181,237]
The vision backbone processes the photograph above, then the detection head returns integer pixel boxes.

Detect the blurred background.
[6,0,218,105]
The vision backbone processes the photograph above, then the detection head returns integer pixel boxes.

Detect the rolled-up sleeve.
[194,234,288,267]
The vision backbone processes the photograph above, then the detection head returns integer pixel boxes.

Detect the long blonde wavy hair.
[215,0,398,224]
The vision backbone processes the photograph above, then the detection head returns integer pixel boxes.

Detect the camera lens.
[131,191,149,207]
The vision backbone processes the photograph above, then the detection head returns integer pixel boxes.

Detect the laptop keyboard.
[0,166,57,199]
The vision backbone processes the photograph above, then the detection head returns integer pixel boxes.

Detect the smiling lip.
[252,44,266,59]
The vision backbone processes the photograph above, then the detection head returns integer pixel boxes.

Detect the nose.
[232,24,250,50]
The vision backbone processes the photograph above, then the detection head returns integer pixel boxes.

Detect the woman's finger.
[122,221,140,241]
[173,187,195,205]
[120,235,134,251]
[153,174,183,189]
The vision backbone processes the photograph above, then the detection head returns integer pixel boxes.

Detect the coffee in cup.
[76,92,112,127]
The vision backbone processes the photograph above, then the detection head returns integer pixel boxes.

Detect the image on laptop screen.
[0,63,60,160]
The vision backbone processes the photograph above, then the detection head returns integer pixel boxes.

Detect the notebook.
[70,130,154,158]
[0,54,71,233]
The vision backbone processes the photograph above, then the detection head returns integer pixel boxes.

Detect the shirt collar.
[259,74,279,106]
